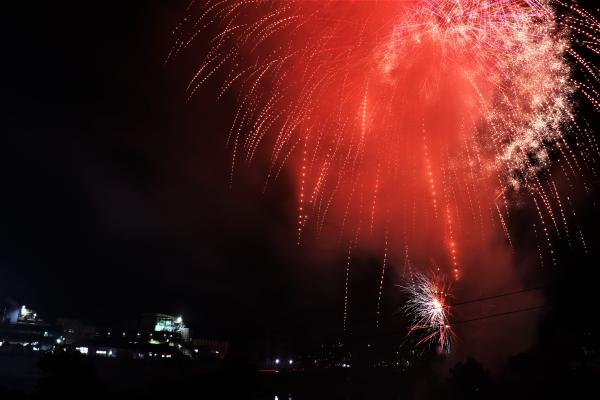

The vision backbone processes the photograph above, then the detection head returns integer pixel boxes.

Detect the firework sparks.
[401,272,454,354]
[173,0,597,253]
[173,0,600,335]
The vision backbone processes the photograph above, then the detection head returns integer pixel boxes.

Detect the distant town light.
[275,358,280,365]
[288,359,293,365]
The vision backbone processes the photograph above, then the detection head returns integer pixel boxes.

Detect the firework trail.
[401,272,453,354]
[172,1,600,337]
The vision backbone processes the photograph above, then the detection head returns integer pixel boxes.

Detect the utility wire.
[451,304,549,326]
[350,284,550,334]
[451,285,548,307]
[391,284,548,317]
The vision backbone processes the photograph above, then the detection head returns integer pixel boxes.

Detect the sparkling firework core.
[174,0,600,343]
[401,273,453,353]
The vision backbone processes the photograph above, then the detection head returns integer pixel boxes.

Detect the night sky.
[1,0,336,344]
[2,0,600,361]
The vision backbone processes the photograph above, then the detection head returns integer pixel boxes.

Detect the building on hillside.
[139,313,190,341]
[0,304,60,352]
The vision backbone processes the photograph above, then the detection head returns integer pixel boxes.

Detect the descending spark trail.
[173,1,600,344]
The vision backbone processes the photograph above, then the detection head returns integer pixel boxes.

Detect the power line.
[451,304,549,326]
[451,285,548,307]
[347,304,550,339]
[350,284,550,334]
[345,305,550,339]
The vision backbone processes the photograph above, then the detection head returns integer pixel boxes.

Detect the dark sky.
[0,1,346,346]
[2,0,600,360]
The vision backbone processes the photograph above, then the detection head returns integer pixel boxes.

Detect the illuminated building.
[2,300,226,362]
[63,313,196,360]
[16,305,42,325]
[139,313,190,341]
[0,304,59,352]
[1,303,45,326]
